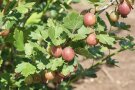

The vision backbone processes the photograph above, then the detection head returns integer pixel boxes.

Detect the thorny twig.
[98,0,117,14]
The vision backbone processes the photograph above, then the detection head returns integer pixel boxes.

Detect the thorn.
[101,67,114,82]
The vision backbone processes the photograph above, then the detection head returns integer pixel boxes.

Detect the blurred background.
[70,0,135,90]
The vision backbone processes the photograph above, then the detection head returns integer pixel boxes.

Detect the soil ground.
[71,1,135,90]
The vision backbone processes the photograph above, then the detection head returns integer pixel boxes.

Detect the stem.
[102,43,135,62]
[2,0,12,15]
[43,0,53,14]
[66,74,82,87]
[101,48,125,62]
[93,44,135,67]
[98,0,117,14]
[67,0,72,4]
[59,0,72,13]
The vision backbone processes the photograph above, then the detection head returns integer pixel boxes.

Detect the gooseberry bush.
[0,0,135,89]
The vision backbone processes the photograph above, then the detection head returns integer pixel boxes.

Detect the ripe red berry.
[51,46,62,58]
[83,13,96,26]
[62,47,75,62]
[86,33,98,46]
[118,1,131,17]
[109,11,119,22]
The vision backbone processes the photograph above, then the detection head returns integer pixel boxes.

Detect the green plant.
[0,0,134,89]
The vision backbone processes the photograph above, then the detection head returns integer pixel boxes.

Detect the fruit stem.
[98,0,117,14]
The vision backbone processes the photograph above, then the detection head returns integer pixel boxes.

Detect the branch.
[91,44,135,68]
[103,43,135,61]
[98,0,117,14]
[101,48,125,62]
[59,0,72,13]
[2,0,12,15]
[43,0,53,14]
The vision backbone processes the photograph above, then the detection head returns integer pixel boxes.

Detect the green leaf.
[28,41,47,55]
[16,6,28,14]
[63,12,83,31]
[95,16,106,32]
[96,23,104,32]
[29,30,42,40]
[72,0,80,3]
[25,12,43,25]
[106,58,119,67]
[0,13,3,27]
[16,2,35,14]
[47,19,56,28]
[24,43,33,58]
[100,46,108,52]
[23,2,36,8]
[15,62,36,77]
[36,61,45,70]
[78,26,91,34]
[52,39,66,46]
[0,58,3,68]
[72,34,86,41]
[61,65,70,76]
[88,46,104,58]
[48,21,66,45]
[115,22,131,30]
[48,27,55,41]
[14,79,24,87]
[61,64,74,76]
[89,0,105,5]
[71,26,91,41]
[97,34,115,46]
[75,47,93,58]
[0,73,10,85]
[13,29,24,51]
[55,25,65,38]
[40,30,48,41]
[47,19,65,38]
[29,25,48,40]
[89,0,101,2]
[46,58,64,71]
[2,21,15,30]
[68,65,74,72]
[119,37,134,49]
